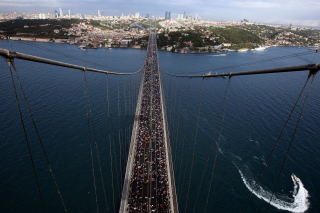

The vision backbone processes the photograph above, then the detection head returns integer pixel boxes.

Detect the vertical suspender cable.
[117,80,121,117]
[204,78,231,213]
[116,79,123,195]
[171,79,180,165]
[192,154,211,213]
[11,62,70,213]
[264,75,311,166]
[118,129,123,183]
[104,74,115,212]
[105,75,110,117]
[94,141,109,213]
[124,78,128,116]
[8,63,45,212]
[90,144,100,213]
[107,134,116,213]
[178,81,192,204]
[173,95,182,165]
[177,134,186,199]
[82,71,100,213]
[83,71,109,213]
[184,81,204,213]
[111,134,120,198]
[260,72,317,212]
[247,73,313,208]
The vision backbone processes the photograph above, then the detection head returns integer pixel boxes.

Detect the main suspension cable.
[20,41,112,69]
[165,63,320,79]
[0,48,141,76]
[165,50,318,77]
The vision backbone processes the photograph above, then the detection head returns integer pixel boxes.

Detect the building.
[177,13,184,20]
[59,8,63,17]
[165,11,171,20]
[38,13,46,19]
[54,10,59,18]
[134,12,140,18]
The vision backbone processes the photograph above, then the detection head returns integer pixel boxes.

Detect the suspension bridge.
[119,33,178,213]
[0,32,319,213]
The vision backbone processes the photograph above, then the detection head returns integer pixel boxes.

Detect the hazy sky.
[0,0,319,26]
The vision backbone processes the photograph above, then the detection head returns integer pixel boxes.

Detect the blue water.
[0,40,319,213]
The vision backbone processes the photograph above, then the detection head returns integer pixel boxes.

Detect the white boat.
[79,45,86,50]
[254,46,269,51]
[238,48,249,52]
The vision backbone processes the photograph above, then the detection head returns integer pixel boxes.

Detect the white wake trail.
[238,169,310,213]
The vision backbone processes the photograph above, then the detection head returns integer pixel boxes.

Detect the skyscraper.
[183,11,186,19]
[59,8,63,17]
[54,10,59,18]
[165,11,171,20]
[134,12,140,18]
[177,14,184,19]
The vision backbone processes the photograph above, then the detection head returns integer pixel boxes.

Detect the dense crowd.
[127,34,171,213]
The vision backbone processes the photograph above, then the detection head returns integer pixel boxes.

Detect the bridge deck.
[119,33,178,213]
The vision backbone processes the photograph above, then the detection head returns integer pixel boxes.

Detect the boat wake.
[237,167,310,212]
[211,53,227,57]
[214,146,309,212]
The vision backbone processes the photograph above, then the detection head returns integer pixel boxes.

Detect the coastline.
[1,37,316,55]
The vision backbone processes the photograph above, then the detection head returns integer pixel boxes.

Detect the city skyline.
[0,0,319,27]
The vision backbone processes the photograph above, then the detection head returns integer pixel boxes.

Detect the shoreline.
[1,37,317,55]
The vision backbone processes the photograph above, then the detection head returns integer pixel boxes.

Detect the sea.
[0,40,319,213]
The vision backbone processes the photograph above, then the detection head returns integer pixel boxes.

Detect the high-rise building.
[59,8,63,17]
[68,9,71,18]
[54,10,59,18]
[165,11,171,20]
[98,10,101,17]
[177,14,184,19]
[38,13,46,19]
[134,12,140,18]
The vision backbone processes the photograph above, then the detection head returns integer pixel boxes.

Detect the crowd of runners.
[127,34,171,213]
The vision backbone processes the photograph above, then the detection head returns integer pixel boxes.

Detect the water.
[0,40,319,213]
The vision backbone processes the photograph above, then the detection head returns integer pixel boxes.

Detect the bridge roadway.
[119,33,178,213]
